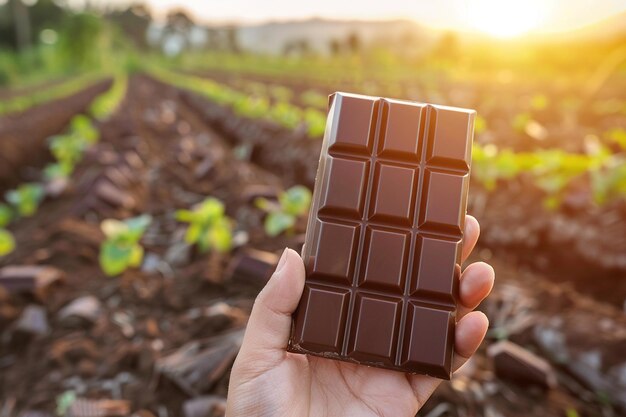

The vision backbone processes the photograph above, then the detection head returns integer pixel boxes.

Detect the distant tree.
[106,3,152,49]
[57,12,107,69]
[166,9,194,33]
[11,0,32,51]
[346,32,361,54]
[0,0,65,50]
[225,26,240,53]
[328,38,341,56]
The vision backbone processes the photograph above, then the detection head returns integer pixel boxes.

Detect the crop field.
[1,3,626,417]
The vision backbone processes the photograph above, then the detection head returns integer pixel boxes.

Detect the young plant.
[99,215,152,276]
[48,134,86,169]
[0,203,12,227]
[175,198,233,253]
[43,162,74,181]
[256,185,312,237]
[69,115,99,145]
[0,228,15,257]
[5,183,45,217]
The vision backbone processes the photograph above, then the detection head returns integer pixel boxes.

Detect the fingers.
[458,262,495,319]
[453,311,489,362]
[461,215,480,263]
[237,248,305,367]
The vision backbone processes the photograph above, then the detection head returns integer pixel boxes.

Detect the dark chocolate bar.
[288,92,475,379]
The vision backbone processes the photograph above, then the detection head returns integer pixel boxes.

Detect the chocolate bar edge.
[288,91,476,380]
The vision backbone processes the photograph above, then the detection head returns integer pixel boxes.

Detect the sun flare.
[467,0,548,38]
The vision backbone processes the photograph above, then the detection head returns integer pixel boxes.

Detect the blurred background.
[0,1,625,416]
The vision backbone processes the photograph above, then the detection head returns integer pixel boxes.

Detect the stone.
[58,296,102,325]
[14,305,49,336]
[0,265,65,300]
[488,340,557,389]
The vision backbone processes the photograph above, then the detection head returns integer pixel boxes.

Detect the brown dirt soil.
[172,80,626,307]
[0,80,112,192]
[0,75,624,417]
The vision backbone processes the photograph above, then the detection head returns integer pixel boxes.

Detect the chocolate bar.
[288,92,475,379]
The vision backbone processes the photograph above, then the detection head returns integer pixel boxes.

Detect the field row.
[152,69,626,209]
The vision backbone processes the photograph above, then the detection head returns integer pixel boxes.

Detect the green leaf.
[264,211,296,237]
[280,185,312,216]
[56,390,77,417]
[5,183,45,217]
[185,222,203,245]
[0,229,16,256]
[44,162,74,180]
[254,197,272,212]
[125,214,152,234]
[175,209,195,223]
[99,241,132,276]
[196,198,225,223]
[101,219,128,238]
[209,218,233,252]
[129,244,144,268]
[0,204,12,228]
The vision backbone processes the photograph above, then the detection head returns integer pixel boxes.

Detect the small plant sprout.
[256,185,312,237]
[175,198,234,253]
[55,390,77,417]
[0,229,15,257]
[69,114,99,144]
[5,183,45,217]
[48,134,87,170]
[0,203,12,227]
[44,161,74,181]
[99,215,152,276]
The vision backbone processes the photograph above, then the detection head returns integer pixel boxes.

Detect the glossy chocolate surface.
[288,92,475,379]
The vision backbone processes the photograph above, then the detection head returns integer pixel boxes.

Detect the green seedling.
[48,134,87,168]
[90,73,128,121]
[69,115,99,144]
[56,390,77,417]
[44,162,74,180]
[175,198,234,253]
[301,90,328,109]
[269,101,302,130]
[304,108,327,138]
[99,215,152,276]
[0,229,15,256]
[5,183,45,217]
[256,185,312,237]
[0,204,12,227]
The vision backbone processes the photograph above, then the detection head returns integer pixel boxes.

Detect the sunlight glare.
[467,0,548,38]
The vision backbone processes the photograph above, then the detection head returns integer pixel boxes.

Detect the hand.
[227,215,494,417]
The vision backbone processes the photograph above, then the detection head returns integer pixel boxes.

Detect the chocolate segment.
[289,92,475,379]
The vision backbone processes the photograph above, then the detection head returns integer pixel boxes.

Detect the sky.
[88,0,626,35]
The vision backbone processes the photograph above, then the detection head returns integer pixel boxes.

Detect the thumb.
[237,248,305,366]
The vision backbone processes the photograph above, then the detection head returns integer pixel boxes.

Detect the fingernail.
[275,248,289,275]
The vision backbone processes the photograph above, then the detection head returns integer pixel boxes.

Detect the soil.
[0,75,624,417]
[0,77,71,101]
[0,80,112,192]
[173,80,626,307]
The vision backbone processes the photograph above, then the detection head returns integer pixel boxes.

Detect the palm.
[240,353,427,417]
[227,217,494,417]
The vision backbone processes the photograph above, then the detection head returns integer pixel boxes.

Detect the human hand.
[227,215,494,417]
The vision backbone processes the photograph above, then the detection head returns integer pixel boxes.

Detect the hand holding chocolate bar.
[226,219,493,417]
[226,93,495,416]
